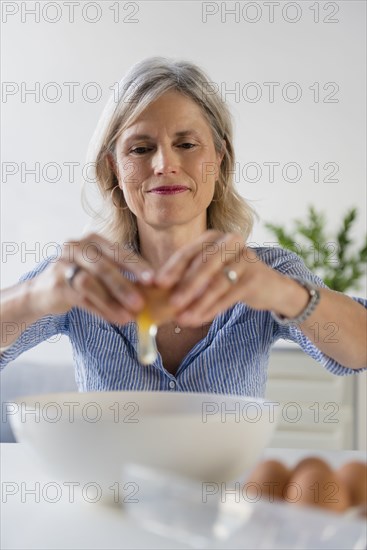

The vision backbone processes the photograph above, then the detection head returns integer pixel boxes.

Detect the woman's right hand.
[29,233,154,325]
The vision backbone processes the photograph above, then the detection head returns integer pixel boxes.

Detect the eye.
[179,143,196,149]
[130,147,152,155]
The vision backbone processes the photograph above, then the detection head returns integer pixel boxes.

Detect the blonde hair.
[82,57,256,249]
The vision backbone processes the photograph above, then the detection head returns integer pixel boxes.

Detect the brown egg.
[336,461,367,507]
[289,466,351,513]
[244,459,291,502]
[291,456,332,477]
[135,284,177,326]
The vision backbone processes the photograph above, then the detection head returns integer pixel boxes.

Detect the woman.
[1,57,366,395]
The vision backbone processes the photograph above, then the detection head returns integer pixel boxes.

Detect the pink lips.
[148,185,189,195]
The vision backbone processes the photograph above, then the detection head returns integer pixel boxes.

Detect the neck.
[137,217,207,271]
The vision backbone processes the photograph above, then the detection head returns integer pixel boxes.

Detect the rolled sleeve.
[276,311,367,376]
[0,257,69,370]
[258,247,367,375]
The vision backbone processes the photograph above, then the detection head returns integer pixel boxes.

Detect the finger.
[62,265,135,323]
[63,250,145,313]
[184,252,266,321]
[175,269,239,319]
[169,235,244,309]
[64,266,137,321]
[95,234,155,284]
[177,272,242,323]
[200,283,250,322]
[72,290,134,325]
[63,233,154,285]
[154,230,223,287]
[177,282,246,327]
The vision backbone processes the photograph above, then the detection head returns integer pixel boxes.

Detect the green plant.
[264,206,367,292]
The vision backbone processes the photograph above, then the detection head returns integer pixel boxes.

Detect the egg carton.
[216,496,366,550]
[122,463,366,550]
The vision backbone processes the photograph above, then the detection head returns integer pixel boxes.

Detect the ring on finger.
[65,264,82,289]
[223,267,238,285]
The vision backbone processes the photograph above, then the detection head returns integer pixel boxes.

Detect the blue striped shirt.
[1,247,366,397]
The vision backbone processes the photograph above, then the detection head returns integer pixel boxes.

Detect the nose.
[152,145,180,176]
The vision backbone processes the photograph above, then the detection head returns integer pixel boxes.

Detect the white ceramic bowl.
[9,391,277,503]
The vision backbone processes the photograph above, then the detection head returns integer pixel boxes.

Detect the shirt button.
[169,380,176,390]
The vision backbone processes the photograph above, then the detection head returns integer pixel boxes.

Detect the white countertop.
[1,443,366,550]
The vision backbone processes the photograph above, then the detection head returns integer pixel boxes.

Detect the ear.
[107,152,117,176]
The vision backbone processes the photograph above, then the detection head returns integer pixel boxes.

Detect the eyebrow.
[123,129,201,143]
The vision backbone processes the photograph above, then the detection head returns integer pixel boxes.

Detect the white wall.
[2,0,366,365]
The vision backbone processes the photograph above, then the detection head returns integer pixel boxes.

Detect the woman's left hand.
[154,230,290,327]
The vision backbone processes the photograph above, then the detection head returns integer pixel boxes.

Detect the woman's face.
[113,90,224,231]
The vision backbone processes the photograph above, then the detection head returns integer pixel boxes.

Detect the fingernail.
[140,270,154,283]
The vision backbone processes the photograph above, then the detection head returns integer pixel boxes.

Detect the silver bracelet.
[271,277,321,326]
